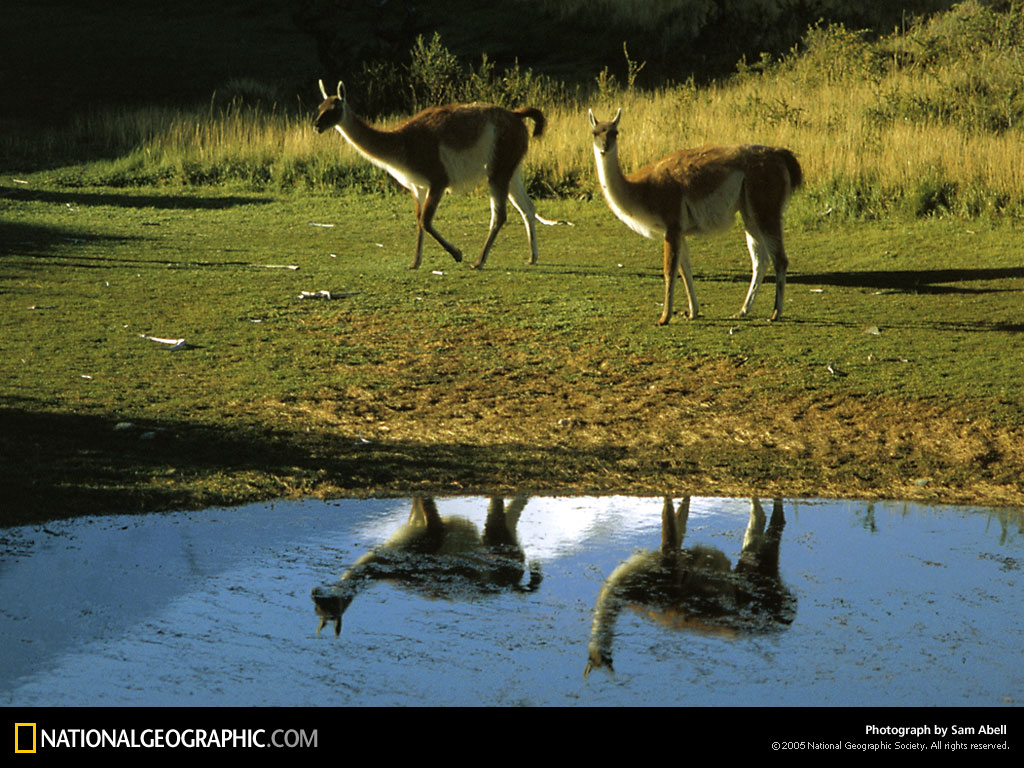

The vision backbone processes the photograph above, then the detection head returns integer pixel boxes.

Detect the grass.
[3,2,1024,524]
[5,188,1018,408]
[9,4,1024,221]
[3,183,1023,525]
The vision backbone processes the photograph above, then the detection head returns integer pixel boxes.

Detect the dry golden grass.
[12,3,1024,218]
[22,65,1024,220]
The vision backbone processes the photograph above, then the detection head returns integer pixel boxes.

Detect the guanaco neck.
[593,141,666,238]
[587,551,658,657]
[336,105,407,168]
[593,142,636,211]
[587,577,623,669]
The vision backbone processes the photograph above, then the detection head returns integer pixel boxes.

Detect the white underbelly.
[439,124,497,193]
[338,123,496,195]
[681,171,743,234]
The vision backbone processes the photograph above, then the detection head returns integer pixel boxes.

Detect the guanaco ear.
[315,616,341,636]
[336,80,345,101]
[583,657,615,680]
[612,108,622,127]
[588,109,597,128]
[318,79,329,99]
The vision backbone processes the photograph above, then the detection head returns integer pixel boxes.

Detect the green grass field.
[3,1,1024,524]
[3,182,1022,524]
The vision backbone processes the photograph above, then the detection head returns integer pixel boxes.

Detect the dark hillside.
[3,0,959,129]
[1,0,316,125]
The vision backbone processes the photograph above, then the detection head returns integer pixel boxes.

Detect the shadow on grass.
[0,405,703,527]
[1,185,271,210]
[789,266,1024,295]
[0,220,255,271]
[545,263,1024,298]
[0,220,144,260]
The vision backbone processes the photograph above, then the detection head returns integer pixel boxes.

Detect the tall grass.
[8,1,1024,220]
[11,100,368,192]
[534,10,1024,219]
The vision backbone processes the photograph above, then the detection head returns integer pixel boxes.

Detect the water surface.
[1,496,1020,706]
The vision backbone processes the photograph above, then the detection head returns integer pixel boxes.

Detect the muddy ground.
[269,354,1024,506]
[4,355,1021,529]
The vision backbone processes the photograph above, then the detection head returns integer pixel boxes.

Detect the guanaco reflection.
[585,497,796,679]
[312,496,542,635]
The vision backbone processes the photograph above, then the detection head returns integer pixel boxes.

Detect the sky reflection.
[1,496,1020,706]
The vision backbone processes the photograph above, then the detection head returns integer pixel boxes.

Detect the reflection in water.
[312,496,542,635]
[585,497,795,679]
[2,496,1020,706]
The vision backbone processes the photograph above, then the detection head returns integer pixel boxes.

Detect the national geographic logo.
[14,723,36,754]
[10,723,318,751]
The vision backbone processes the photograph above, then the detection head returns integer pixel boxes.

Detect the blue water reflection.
[0,496,1020,706]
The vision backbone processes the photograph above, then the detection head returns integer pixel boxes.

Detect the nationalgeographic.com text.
[36,728,315,750]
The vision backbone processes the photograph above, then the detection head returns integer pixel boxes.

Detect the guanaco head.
[588,108,622,156]
[583,649,614,681]
[314,79,347,134]
[311,585,355,636]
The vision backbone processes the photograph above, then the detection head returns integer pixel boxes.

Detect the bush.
[350,33,571,117]
[909,176,960,217]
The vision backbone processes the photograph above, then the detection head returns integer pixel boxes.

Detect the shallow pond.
[1,496,1021,707]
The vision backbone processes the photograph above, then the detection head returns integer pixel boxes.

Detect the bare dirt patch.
[3,356,1021,529]
[266,343,1024,508]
